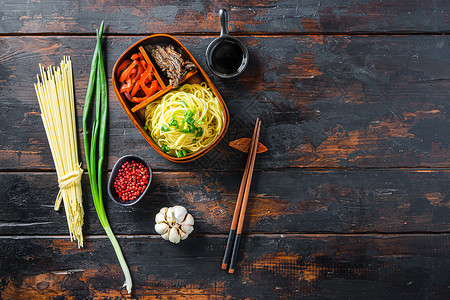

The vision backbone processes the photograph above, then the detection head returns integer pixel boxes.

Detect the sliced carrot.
[117,60,131,78]
[130,61,144,96]
[119,60,138,83]
[141,80,158,97]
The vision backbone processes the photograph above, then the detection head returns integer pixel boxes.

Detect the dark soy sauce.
[211,40,243,75]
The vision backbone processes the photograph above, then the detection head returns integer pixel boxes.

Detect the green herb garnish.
[176,149,187,158]
[197,116,206,125]
[180,128,191,134]
[161,144,170,153]
[196,128,203,137]
[168,117,178,127]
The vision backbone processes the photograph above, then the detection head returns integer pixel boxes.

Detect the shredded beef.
[150,45,197,88]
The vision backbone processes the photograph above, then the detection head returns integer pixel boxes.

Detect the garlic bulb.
[154,206,194,244]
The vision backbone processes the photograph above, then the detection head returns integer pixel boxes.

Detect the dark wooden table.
[1,1,449,299]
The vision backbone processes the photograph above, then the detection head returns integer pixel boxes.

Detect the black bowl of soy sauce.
[206,9,249,78]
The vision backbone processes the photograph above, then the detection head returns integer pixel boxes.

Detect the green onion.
[186,117,195,126]
[143,124,148,130]
[196,128,203,137]
[82,21,132,294]
[168,118,178,127]
[176,149,187,158]
[197,116,206,125]
[178,100,187,107]
[161,144,170,153]
[161,125,170,132]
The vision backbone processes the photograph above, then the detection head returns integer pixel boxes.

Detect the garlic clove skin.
[155,212,166,224]
[166,207,175,224]
[155,223,169,235]
[180,230,189,240]
[168,227,181,244]
[161,231,170,240]
[182,213,194,226]
[181,224,194,235]
[173,206,188,223]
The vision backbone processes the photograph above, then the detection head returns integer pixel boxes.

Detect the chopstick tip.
[221,262,228,270]
[228,268,235,274]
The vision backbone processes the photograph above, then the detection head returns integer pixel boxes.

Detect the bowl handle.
[219,9,229,36]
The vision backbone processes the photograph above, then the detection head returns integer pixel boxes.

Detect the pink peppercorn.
[114,160,149,201]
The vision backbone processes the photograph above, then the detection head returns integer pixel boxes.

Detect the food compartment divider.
[131,68,199,113]
[139,46,167,90]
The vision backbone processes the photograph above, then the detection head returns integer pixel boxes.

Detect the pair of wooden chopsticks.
[222,118,261,273]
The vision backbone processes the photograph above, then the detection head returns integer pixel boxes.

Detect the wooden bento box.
[112,34,229,163]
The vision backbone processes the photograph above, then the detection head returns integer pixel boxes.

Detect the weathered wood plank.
[1,0,449,34]
[0,234,449,299]
[1,170,449,235]
[1,35,449,170]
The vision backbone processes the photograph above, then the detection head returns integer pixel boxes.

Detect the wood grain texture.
[0,234,449,299]
[1,170,449,235]
[1,0,449,34]
[2,1,449,298]
[1,35,449,170]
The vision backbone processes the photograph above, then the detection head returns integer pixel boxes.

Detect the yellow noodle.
[144,83,223,157]
[34,57,84,247]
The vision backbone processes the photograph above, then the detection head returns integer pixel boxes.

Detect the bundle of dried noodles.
[34,56,84,247]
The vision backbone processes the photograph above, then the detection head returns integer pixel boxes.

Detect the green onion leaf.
[197,116,206,125]
[82,21,132,294]
[168,118,178,127]
[161,125,170,132]
[161,144,170,153]
[176,150,186,158]
[187,117,195,126]
[179,100,187,107]
[196,128,203,137]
